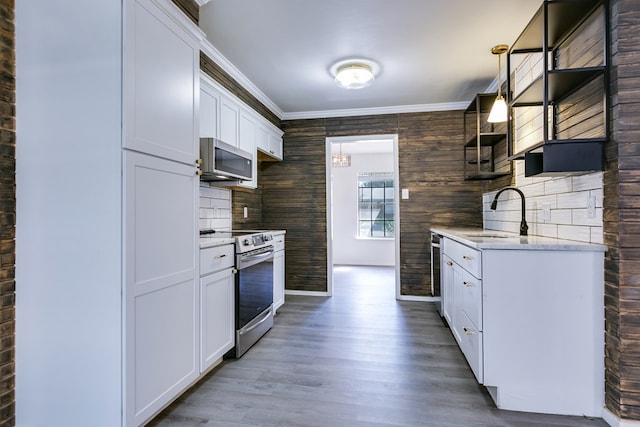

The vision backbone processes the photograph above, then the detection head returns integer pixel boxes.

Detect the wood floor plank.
[149,266,608,427]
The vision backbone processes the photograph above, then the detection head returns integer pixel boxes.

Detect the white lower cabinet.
[124,151,200,425]
[440,235,605,417]
[199,244,235,372]
[272,232,286,312]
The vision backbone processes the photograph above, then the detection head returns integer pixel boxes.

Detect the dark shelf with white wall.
[506,0,609,176]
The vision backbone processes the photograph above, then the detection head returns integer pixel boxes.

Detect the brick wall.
[0,0,15,424]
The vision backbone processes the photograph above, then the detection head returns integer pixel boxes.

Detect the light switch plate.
[542,202,551,222]
[243,206,248,218]
[401,188,409,199]
[587,195,596,218]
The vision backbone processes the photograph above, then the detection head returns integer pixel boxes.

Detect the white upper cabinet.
[124,0,200,165]
[200,82,220,138]
[257,124,283,161]
[200,73,283,167]
[238,110,258,189]
[219,95,240,147]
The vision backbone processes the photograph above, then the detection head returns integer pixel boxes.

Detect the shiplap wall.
[0,0,14,424]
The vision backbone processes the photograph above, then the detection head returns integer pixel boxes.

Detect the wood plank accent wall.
[200,53,281,129]
[259,113,483,295]
[171,0,199,24]
[604,0,640,420]
[0,0,14,424]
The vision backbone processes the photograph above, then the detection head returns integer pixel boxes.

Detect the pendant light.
[331,143,351,167]
[488,44,509,123]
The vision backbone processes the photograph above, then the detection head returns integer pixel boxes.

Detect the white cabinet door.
[268,131,283,160]
[442,254,455,326]
[124,0,199,164]
[239,110,257,189]
[200,83,220,138]
[219,95,240,147]
[200,268,235,372]
[124,150,199,426]
[273,250,285,312]
[256,125,269,153]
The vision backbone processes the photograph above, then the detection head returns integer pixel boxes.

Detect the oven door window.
[238,258,274,326]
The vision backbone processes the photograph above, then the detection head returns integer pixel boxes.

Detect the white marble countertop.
[431,228,607,252]
[199,237,235,249]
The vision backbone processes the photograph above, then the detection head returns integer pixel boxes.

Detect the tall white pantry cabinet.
[16,0,204,426]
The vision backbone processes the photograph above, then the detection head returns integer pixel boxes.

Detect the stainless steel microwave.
[199,138,253,182]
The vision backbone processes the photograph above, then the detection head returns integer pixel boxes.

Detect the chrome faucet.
[490,187,529,236]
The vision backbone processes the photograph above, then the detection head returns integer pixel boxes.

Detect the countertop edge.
[431,228,608,252]
[199,237,236,249]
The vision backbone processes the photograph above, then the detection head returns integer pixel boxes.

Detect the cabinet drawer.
[461,270,482,331]
[459,312,483,383]
[200,244,234,276]
[444,238,481,278]
[273,234,285,252]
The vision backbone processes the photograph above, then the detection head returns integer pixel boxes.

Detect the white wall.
[332,152,395,266]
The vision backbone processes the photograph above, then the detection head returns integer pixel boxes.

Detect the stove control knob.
[242,239,250,246]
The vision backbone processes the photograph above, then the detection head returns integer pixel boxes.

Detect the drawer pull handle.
[446,261,453,266]
[214,254,227,259]
[463,281,473,287]
[463,255,472,260]
[196,169,203,176]
[463,327,474,336]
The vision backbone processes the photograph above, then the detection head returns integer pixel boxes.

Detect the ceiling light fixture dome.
[330,58,380,90]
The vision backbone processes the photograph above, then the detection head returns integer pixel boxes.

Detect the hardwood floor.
[150,266,608,427]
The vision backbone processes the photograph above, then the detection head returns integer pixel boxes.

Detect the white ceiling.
[199,0,541,119]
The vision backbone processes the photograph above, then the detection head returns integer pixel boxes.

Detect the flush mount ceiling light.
[488,44,509,123]
[332,143,351,167]
[330,59,379,90]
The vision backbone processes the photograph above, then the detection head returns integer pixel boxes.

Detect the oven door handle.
[239,308,273,334]
[238,249,274,269]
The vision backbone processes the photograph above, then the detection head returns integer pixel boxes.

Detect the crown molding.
[200,39,285,119]
[153,0,206,41]
[195,0,212,5]
[281,101,469,121]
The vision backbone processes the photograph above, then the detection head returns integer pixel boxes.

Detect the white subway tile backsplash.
[544,178,573,195]
[558,225,592,242]
[557,191,590,209]
[573,172,604,191]
[590,227,604,244]
[484,159,603,243]
[199,184,232,231]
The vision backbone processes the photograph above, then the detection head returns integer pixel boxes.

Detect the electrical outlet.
[587,195,596,218]
[542,202,551,222]
[401,189,409,199]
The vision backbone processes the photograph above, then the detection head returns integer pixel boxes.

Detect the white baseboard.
[603,408,640,427]
[284,290,330,297]
[396,295,439,302]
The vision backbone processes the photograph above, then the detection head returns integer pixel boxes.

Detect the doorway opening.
[325,135,400,299]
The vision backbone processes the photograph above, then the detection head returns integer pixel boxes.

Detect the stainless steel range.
[200,230,275,358]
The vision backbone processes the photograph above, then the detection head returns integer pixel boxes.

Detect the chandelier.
[331,144,351,167]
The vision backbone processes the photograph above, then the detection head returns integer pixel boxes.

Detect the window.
[358,172,394,238]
